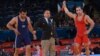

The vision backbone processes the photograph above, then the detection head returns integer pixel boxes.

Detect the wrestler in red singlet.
[63,1,95,56]
[74,15,90,45]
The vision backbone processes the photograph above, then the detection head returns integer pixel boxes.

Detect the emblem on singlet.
[22,25,26,28]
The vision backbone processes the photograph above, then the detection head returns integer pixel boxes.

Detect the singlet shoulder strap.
[17,16,28,22]
[25,17,28,23]
[75,15,78,21]
[83,14,88,24]
[17,16,20,22]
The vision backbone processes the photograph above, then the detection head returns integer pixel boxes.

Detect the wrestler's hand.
[63,0,66,7]
[84,30,90,35]
[33,35,37,40]
[32,31,37,40]
[32,30,36,35]
[14,29,20,35]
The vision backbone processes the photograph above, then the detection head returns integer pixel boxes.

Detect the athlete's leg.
[74,36,81,56]
[24,35,32,56]
[14,36,21,56]
[74,43,81,56]
[14,48,19,56]
[25,45,31,56]
[84,43,90,56]
[83,36,90,56]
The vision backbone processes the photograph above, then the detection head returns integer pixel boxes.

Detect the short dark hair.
[19,8,27,13]
[75,6,83,10]
[44,9,50,13]
[73,5,85,13]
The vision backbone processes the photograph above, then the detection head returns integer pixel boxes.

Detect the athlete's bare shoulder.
[26,16,31,22]
[84,15,92,21]
[73,14,77,20]
[13,16,18,22]
[84,15,90,19]
[8,16,18,25]
[84,14,94,24]
[27,16,30,19]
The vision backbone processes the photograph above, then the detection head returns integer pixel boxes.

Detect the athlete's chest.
[17,18,28,29]
[76,16,84,22]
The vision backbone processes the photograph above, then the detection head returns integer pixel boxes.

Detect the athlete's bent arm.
[85,15,95,34]
[7,18,16,30]
[7,18,20,35]
[63,1,76,19]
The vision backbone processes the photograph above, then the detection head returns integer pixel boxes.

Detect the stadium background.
[0,0,100,56]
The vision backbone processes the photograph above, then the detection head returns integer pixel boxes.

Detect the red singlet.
[74,15,90,45]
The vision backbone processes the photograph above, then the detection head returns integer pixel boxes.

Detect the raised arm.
[63,1,76,19]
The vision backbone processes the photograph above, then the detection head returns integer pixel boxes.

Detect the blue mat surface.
[82,54,100,56]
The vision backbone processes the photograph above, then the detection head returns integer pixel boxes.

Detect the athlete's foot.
[86,55,90,56]
[86,51,90,56]
[76,54,81,56]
